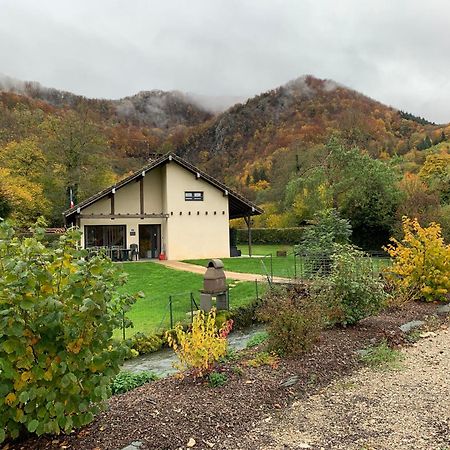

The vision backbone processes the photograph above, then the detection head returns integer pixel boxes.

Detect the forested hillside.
[0,75,448,247]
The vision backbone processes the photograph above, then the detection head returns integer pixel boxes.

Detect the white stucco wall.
[78,161,230,260]
[164,162,230,260]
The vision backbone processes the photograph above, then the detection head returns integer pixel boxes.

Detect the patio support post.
[244,215,252,257]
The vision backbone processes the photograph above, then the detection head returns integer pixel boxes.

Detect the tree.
[0,168,49,225]
[419,150,450,203]
[41,111,115,224]
[287,140,401,247]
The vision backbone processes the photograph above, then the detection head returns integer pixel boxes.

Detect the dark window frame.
[84,225,127,248]
[185,191,204,201]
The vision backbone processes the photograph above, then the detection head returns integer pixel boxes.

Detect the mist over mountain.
[1,72,448,229]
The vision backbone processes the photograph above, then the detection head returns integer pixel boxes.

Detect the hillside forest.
[0,75,449,248]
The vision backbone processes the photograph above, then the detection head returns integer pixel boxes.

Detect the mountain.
[1,73,448,231]
[0,74,213,129]
[175,75,443,196]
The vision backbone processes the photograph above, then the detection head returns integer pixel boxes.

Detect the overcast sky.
[1,0,449,122]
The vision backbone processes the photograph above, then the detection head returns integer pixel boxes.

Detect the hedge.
[236,227,306,245]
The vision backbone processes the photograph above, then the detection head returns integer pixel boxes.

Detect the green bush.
[229,298,263,329]
[312,244,387,326]
[295,209,352,277]
[131,332,164,355]
[111,370,158,394]
[0,221,140,443]
[236,227,305,245]
[208,371,228,388]
[258,286,326,356]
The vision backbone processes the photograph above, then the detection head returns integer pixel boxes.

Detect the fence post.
[122,309,126,341]
[270,253,273,282]
[294,252,297,279]
[255,278,259,300]
[190,292,194,323]
[169,295,173,329]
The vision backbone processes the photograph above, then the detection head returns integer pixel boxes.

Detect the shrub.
[0,221,139,443]
[258,286,326,356]
[245,331,269,348]
[384,217,450,302]
[208,372,228,388]
[295,209,352,277]
[131,332,164,355]
[236,227,305,245]
[229,298,263,329]
[166,309,233,377]
[111,371,158,394]
[311,244,387,326]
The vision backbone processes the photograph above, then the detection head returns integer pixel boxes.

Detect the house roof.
[63,152,263,220]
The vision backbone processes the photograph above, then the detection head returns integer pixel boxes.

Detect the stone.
[399,320,425,333]
[121,441,143,450]
[280,375,299,388]
[187,437,196,447]
[436,303,450,315]
[419,331,437,338]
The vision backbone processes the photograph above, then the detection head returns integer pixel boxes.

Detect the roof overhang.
[63,152,263,221]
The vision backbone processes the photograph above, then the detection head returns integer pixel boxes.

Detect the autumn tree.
[41,111,115,224]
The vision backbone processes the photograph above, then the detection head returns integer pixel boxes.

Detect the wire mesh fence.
[120,280,267,339]
[255,249,391,283]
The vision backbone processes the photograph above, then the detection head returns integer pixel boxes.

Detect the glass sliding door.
[84,225,126,248]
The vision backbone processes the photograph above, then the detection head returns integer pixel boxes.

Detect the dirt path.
[154,259,291,283]
[248,326,450,450]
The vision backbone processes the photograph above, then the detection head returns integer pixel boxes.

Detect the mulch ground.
[7,301,440,450]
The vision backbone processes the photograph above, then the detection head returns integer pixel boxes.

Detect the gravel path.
[249,325,450,450]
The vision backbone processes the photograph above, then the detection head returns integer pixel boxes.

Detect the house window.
[185,191,204,201]
[85,225,126,248]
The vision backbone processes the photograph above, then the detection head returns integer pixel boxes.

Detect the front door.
[139,224,161,259]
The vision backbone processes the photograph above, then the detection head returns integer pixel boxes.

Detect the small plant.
[312,244,387,326]
[111,371,158,394]
[246,331,269,348]
[231,366,243,376]
[245,351,279,368]
[220,347,240,363]
[166,308,233,377]
[359,341,404,370]
[131,332,164,355]
[258,286,326,356]
[384,217,450,302]
[208,371,228,388]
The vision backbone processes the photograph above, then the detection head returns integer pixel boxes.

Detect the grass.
[184,244,391,279]
[116,262,259,337]
[245,331,269,348]
[359,340,404,370]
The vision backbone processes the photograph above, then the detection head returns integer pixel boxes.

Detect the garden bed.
[9,301,441,450]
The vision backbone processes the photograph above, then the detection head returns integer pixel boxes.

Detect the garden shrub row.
[235,227,305,245]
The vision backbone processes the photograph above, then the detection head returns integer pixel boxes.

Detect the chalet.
[63,153,262,260]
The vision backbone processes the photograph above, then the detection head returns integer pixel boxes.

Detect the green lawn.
[237,244,294,256]
[185,244,299,279]
[184,244,391,279]
[116,262,260,338]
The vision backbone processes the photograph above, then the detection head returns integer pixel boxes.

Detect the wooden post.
[140,177,144,215]
[244,215,252,257]
[110,193,115,215]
